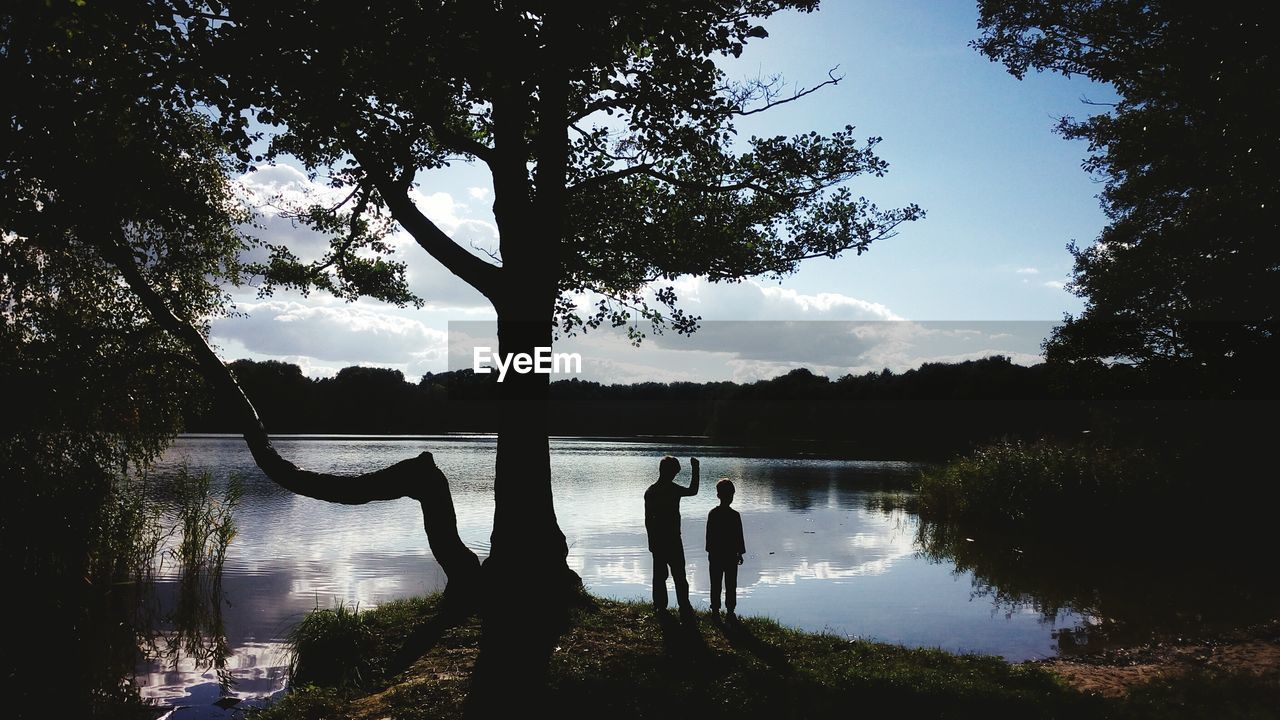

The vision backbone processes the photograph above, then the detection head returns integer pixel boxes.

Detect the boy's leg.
[709,556,723,611]
[725,561,738,613]
[651,552,669,609]
[670,545,692,610]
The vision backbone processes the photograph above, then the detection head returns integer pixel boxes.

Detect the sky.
[210,1,1118,384]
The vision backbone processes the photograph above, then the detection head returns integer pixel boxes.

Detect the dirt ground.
[1031,622,1280,697]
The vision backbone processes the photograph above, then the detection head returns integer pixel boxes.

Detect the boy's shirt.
[644,480,695,552]
[706,505,745,557]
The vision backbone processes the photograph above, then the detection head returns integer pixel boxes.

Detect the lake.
[141,435,1090,714]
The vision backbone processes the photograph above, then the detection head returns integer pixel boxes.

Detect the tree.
[2,3,484,706]
[974,2,1278,396]
[184,0,917,588]
[8,0,921,695]
[0,3,253,713]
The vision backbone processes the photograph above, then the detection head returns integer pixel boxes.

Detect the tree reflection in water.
[867,495,1280,654]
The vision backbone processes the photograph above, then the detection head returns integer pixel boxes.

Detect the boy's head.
[716,478,736,503]
[659,455,680,480]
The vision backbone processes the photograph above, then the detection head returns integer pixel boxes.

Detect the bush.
[287,602,374,689]
[914,440,1175,527]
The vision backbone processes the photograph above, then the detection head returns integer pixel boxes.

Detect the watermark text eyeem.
[473,347,582,382]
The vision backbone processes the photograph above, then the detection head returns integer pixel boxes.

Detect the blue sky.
[211,1,1117,382]
[721,0,1114,320]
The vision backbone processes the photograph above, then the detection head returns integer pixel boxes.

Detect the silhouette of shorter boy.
[644,455,699,614]
[706,478,745,618]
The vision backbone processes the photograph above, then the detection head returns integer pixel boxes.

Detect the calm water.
[142,435,1088,714]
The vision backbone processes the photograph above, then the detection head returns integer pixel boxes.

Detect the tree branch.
[705,214,913,280]
[568,162,790,201]
[350,145,502,300]
[366,106,496,164]
[733,68,842,117]
[94,228,481,584]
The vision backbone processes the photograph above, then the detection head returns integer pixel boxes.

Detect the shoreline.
[249,595,1280,719]
[1031,620,1280,698]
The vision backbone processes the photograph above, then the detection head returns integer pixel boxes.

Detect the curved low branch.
[96,230,481,586]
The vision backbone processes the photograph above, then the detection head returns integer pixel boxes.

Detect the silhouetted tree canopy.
[1,3,248,436]
[188,0,922,333]
[165,1,928,650]
[6,1,927,695]
[1,0,247,549]
[974,2,1279,396]
[1,4,251,713]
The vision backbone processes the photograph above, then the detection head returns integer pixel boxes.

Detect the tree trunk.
[468,287,584,706]
[486,312,574,582]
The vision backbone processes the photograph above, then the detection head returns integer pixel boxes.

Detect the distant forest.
[183,355,1246,459]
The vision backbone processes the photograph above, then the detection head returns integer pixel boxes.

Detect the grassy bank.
[249,594,1278,719]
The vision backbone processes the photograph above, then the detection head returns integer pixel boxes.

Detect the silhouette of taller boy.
[644,455,699,613]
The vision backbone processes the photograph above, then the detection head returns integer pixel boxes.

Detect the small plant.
[172,469,243,578]
[145,468,244,690]
[287,601,375,689]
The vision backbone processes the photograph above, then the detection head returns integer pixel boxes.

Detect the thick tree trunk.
[486,312,573,581]
[467,288,584,707]
[467,15,580,696]
[477,2,580,639]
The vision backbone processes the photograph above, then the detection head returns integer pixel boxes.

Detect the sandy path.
[1033,631,1280,697]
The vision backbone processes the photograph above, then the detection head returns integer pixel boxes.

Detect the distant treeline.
[182,355,1271,459]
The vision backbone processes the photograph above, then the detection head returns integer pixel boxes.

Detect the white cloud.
[406,189,500,241]
[236,164,495,311]
[212,300,447,365]
[238,164,352,213]
[668,278,903,321]
[562,277,902,326]
[754,284,903,320]
[215,193,1061,384]
[1043,280,1066,290]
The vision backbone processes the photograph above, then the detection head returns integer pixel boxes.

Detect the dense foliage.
[1,1,247,481]
[2,3,249,714]
[914,440,1166,525]
[975,2,1278,396]
[185,1,921,332]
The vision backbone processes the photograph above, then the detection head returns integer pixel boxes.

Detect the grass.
[254,595,1096,719]
[286,597,449,691]
[910,439,1180,529]
[250,594,1279,719]
[1118,669,1280,720]
[541,601,1082,719]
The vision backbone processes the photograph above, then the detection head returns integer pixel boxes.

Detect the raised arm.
[680,457,700,496]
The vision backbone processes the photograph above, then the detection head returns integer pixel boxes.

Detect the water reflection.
[89,433,1276,719]
[148,437,1087,684]
[5,469,249,718]
[905,515,1280,654]
[136,639,289,707]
